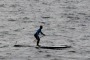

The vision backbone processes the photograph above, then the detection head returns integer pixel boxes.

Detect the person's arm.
[41,31,45,36]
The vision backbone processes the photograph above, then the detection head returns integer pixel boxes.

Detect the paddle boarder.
[34,25,45,46]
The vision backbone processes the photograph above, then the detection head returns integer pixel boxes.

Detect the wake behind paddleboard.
[14,45,32,47]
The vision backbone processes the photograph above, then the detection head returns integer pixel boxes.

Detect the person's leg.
[34,34,40,46]
[36,36,40,46]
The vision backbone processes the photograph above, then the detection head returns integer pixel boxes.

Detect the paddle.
[33,35,45,42]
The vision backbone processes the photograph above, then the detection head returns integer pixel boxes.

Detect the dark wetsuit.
[34,28,44,46]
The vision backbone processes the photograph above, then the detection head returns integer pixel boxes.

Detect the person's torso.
[35,28,41,35]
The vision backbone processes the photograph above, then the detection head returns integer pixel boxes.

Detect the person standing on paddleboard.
[34,25,45,46]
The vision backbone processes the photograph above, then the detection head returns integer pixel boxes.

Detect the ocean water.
[0,0,90,60]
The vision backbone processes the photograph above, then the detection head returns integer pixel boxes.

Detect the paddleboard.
[14,45,71,50]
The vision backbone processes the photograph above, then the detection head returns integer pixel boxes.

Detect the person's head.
[40,25,43,29]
